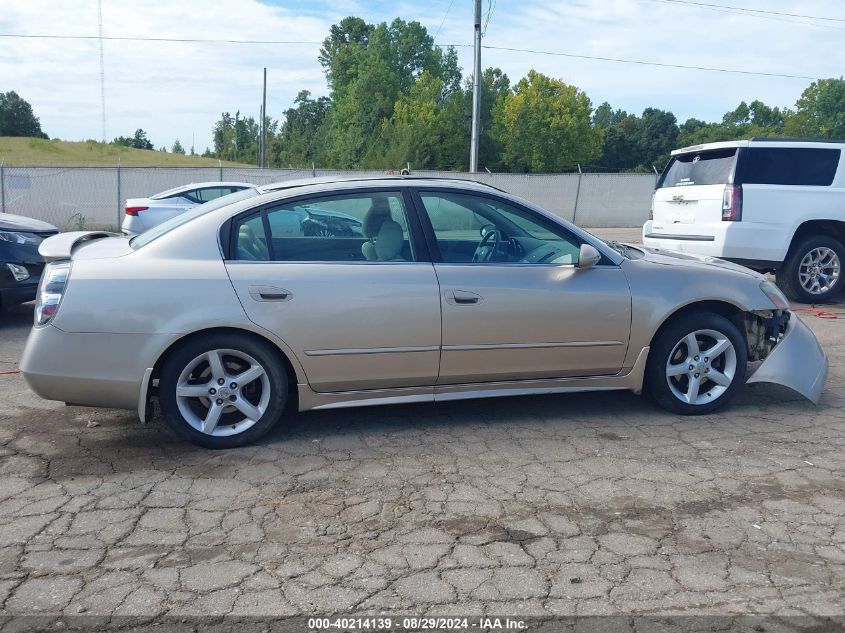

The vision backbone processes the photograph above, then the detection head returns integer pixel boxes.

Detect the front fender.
[747,313,828,403]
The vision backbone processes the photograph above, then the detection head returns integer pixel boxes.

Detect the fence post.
[219,160,223,181]
[116,158,122,228]
[0,159,5,215]
[571,163,583,225]
[312,162,316,178]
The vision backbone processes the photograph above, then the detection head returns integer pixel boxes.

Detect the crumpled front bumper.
[747,312,828,404]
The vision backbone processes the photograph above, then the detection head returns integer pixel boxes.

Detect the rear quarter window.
[657,148,737,188]
[736,147,841,186]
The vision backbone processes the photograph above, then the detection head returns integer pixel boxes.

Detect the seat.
[374,220,405,261]
[237,224,269,261]
[361,197,395,261]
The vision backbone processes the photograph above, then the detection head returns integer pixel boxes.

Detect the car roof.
[151,182,254,198]
[671,138,845,156]
[256,175,505,195]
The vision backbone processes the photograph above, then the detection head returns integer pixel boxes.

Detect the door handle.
[446,289,482,306]
[248,285,292,302]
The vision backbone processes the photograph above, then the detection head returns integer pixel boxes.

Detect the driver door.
[414,190,632,384]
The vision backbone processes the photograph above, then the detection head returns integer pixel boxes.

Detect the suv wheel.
[646,312,747,415]
[777,235,845,304]
[159,333,288,449]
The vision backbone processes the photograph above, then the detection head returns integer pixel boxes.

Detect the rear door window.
[657,148,737,188]
[735,147,841,186]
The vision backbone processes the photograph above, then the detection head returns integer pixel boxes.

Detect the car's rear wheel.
[777,235,845,304]
[646,312,747,415]
[159,333,287,449]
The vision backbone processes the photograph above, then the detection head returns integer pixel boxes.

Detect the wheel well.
[789,220,845,255]
[150,327,299,401]
[652,300,747,346]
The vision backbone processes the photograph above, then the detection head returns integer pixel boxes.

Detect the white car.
[643,138,845,303]
[121,182,253,235]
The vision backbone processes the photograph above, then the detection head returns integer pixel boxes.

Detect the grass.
[0,137,251,167]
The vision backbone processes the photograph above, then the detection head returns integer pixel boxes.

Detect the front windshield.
[131,187,259,249]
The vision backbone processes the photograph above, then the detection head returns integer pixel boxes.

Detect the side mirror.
[578,244,601,269]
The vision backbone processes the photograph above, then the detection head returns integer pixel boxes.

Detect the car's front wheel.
[777,235,845,304]
[158,333,288,449]
[645,312,747,415]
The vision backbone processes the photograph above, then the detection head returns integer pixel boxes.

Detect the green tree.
[494,70,601,172]
[0,91,47,137]
[273,90,332,166]
[785,78,845,139]
[171,139,185,154]
[113,128,153,150]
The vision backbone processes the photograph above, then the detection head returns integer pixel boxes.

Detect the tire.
[776,235,845,304]
[645,312,747,415]
[158,333,288,449]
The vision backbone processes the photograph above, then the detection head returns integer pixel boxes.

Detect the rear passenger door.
[224,189,442,393]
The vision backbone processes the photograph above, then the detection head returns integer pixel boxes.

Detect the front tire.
[777,235,844,304]
[645,312,747,415]
[159,333,288,449]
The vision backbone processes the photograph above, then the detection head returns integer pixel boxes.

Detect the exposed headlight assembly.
[34,262,70,327]
[760,280,790,310]
[0,231,41,245]
[5,263,30,282]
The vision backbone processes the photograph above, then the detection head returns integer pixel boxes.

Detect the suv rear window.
[735,147,841,186]
[657,148,737,188]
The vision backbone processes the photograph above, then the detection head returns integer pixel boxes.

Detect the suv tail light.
[722,185,742,221]
[35,262,70,326]
[125,206,148,216]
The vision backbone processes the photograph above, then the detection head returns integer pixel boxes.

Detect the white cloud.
[0,0,842,154]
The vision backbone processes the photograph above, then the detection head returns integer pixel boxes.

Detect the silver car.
[21,178,827,449]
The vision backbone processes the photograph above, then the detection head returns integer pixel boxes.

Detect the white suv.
[643,138,845,303]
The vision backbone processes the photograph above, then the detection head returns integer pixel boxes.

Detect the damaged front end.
[744,310,828,404]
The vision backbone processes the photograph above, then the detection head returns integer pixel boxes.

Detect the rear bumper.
[20,325,165,410]
[0,281,38,308]
[747,313,828,404]
[642,220,789,263]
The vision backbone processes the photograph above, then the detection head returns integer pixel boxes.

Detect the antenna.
[97,0,106,142]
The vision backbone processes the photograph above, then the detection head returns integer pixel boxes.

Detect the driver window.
[419,192,582,265]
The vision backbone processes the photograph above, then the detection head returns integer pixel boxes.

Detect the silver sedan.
[21,178,827,448]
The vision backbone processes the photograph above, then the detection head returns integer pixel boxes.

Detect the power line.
[650,0,845,22]
[646,0,845,30]
[482,0,497,37]
[469,44,822,81]
[0,33,323,44]
[0,32,826,80]
[432,0,456,41]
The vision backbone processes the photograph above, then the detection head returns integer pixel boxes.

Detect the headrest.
[362,197,392,238]
[239,224,255,239]
[375,220,404,260]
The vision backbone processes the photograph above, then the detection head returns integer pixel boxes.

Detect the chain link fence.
[0,165,657,231]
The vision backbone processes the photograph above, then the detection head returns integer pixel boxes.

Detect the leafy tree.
[114,128,153,150]
[171,139,185,154]
[785,78,845,139]
[592,102,628,130]
[273,91,332,166]
[0,91,47,138]
[494,70,601,172]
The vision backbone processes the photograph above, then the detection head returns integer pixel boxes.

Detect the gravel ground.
[1,237,844,621]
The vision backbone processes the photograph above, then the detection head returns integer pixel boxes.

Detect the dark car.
[0,213,59,310]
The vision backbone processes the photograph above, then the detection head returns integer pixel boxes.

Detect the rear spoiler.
[38,231,120,262]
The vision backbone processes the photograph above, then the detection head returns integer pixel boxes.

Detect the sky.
[0,0,843,153]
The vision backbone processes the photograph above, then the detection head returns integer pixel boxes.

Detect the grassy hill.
[0,137,251,167]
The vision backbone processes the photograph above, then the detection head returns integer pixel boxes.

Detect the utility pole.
[261,67,267,168]
[469,0,482,173]
[97,0,107,142]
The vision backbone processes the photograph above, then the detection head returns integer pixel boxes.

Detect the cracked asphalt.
[1,234,844,621]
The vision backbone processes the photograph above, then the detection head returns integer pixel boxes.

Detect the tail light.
[125,206,148,216]
[34,262,70,326]
[722,185,742,221]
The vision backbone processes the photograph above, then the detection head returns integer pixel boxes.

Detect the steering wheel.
[472,229,501,262]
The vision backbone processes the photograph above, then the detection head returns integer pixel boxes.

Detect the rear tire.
[777,235,844,304]
[158,333,288,449]
[645,312,747,415]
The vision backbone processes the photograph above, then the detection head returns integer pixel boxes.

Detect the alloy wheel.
[175,348,271,436]
[666,329,737,406]
[799,247,840,295]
